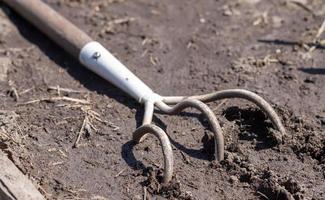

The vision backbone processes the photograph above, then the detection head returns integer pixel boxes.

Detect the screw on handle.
[2,0,93,58]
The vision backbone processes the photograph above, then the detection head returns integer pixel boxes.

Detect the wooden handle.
[3,0,93,58]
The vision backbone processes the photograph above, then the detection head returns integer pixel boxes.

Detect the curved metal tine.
[156,99,225,161]
[162,89,286,137]
[142,101,154,125]
[137,101,155,143]
[133,124,174,184]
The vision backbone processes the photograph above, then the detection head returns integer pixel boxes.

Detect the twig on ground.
[180,151,191,164]
[50,161,64,166]
[19,87,34,95]
[100,17,135,35]
[0,130,9,140]
[48,85,86,94]
[256,191,270,200]
[114,168,126,178]
[316,19,325,39]
[212,99,228,112]
[108,122,120,131]
[0,46,35,54]
[58,149,68,159]
[91,195,110,200]
[20,96,91,105]
[73,116,88,148]
[184,181,199,189]
[48,148,68,159]
[288,0,315,16]
[38,184,52,199]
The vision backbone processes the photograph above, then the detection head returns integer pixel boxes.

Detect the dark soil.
[0,0,324,199]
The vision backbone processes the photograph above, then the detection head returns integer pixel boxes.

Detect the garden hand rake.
[3,0,286,185]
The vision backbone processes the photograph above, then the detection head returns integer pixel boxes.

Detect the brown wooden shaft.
[2,0,93,58]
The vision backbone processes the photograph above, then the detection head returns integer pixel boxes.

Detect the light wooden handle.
[3,0,93,58]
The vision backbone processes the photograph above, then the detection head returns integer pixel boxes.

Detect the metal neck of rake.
[79,41,161,104]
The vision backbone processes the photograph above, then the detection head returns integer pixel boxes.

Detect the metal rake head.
[132,89,286,184]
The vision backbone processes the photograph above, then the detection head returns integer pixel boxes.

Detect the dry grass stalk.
[48,85,86,94]
[288,0,315,15]
[21,96,91,105]
[73,116,89,148]
[316,19,325,39]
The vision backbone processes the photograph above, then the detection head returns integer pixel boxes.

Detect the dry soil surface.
[0,0,324,199]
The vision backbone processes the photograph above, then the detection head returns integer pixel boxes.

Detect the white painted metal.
[79,41,161,103]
